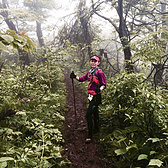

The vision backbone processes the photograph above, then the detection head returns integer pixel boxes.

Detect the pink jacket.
[78,68,106,95]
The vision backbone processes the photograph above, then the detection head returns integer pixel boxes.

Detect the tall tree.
[76,0,93,66]
[91,0,133,72]
[155,0,168,86]
[91,0,167,72]
[58,0,96,68]
[24,0,57,63]
[23,0,59,63]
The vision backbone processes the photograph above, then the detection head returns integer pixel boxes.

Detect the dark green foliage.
[0,30,36,52]
[99,73,168,168]
[0,60,70,167]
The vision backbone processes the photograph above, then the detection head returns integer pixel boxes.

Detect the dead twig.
[0,61,4,73]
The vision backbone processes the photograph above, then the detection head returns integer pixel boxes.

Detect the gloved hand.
[95,86,100,93]
[70,71,76,79]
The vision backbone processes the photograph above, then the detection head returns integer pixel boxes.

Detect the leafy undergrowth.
[0,61,70,167]
[99,73,168,168]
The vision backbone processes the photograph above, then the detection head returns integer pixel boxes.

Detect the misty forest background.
[0,0,168,167]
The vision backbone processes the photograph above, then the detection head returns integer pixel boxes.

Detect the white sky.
[42,0,77,41]
[0,0,117,45]
[43,0,117,43]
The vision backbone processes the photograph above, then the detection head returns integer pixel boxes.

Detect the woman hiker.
[70,55,106,143]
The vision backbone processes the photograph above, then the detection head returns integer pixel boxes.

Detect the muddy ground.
[63,71,113,168]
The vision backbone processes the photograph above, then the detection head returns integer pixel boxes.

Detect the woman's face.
[90,59,100,69]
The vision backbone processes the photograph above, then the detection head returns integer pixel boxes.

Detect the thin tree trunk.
[154,0,167,85]
[78,0,92,66]
[36,21,47,63]
[117,0,133,72]
[36,21,45,48]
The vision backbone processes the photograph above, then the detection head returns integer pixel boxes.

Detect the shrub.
[0,61,70,168]
[100,72,168,168]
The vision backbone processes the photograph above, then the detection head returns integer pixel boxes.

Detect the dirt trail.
[64,71,112,168]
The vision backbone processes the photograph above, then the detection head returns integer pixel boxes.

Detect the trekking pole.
[71,71,77,129]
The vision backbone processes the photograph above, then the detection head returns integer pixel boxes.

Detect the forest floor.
[63,71,113,168]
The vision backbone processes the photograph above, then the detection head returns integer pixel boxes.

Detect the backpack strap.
[94,68,101,77]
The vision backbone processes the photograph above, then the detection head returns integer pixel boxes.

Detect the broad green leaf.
[137,154,148,160]
[17,35,26,43]
[10,42,19,50]
[115,148,127,156]
[147,138,160,143]
[12,131,22,135]
[0,41,7,51]
[126,144,138,151]
[1,35,14,43]
[16,111,27,115]
[23,45,29,52]
[0,157,14,162]
[124,126,142,133]
[117,137,127,143]
[6,29,16,35]
[55,112,65,121]
[13,34,25,43]
[0,162,7,168]
[113,130,123,139]
[148,159,163,167]
[25,34,36,47]
[42,156,53,160]
[150,151,157,155]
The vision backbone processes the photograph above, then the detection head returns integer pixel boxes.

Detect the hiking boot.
[85,138,92,143]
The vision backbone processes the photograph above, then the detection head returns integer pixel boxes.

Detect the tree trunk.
[117,0,133,73]
[154,63,163,85]
[79,0,90,44]
[153,0,167,86]
[115,33,120,72]
[78,0,92,67]
[36,21,47,63]
[36,21,46,48]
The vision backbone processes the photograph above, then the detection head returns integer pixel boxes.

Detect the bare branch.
[91,0,119,33]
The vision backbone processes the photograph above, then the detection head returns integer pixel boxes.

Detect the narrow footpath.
[64,71,112,168]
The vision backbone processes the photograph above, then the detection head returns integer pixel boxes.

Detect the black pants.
[86,94,101,138]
